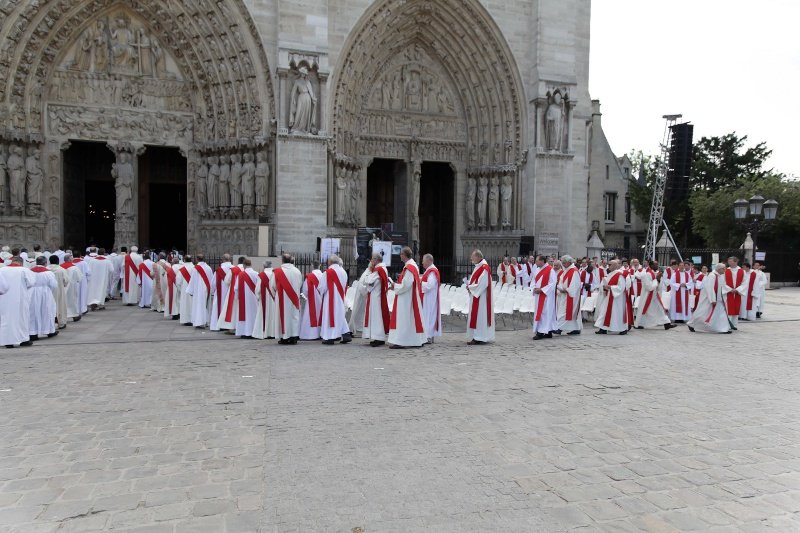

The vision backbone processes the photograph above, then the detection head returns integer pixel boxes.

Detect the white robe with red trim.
[138,259,155,309]
[47,265,69,329]
[210,262,232,331]
[668,270,694,322]
[466,260,495,342]
[269,263,303,340]
[299,270,323,340]
[532,264,557,334]
[362,265,390,342]
[348,268,371,336]
[235,268,259,337]
[388,260,426,347]
[73,259,90,314]
[176,264,193,323]
[61,263,83,319]
[557,265,582,332]
[722,266,747,326]
[185,263,213,326]
[162,263,180,318]
[252,270,273,340]
[319,264,350,340]
[739,269,764,321]
[121,253,142,305]
[688,272,731,333]
[594,270,628,332]
[421,265,442,339]
[86,255,114,307]
[633,269,670,328]
[217,265,243,331]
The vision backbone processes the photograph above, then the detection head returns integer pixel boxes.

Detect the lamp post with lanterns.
[733,195,779,264]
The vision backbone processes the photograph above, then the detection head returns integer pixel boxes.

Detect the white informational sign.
[372,240,392,267]
[321,238,340,262]
[755,251,766,261]
[692,256,702,265]
[711,253,720,265]
[538,232,560,258]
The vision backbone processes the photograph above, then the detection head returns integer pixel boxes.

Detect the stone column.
[107,142,144,250]
[409,159,421,248]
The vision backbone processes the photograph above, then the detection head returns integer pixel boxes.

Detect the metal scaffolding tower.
[643,114,681,262]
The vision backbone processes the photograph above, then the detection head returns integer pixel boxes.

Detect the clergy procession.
[0,242,769,349]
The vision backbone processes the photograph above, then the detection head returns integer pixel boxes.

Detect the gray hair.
[471,249,484,260]
[328,254,342,266]
[560,255,574,265]
[371,252,383,262]
[64,253,73,262]
[423,253,434,263]
[130,246,138,253]
[263,261,272,269]
[715,263,726,272]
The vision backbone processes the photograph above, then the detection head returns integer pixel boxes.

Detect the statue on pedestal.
[289,66,318,135]
[488,176,499,228]
[476,176,488,228]
[7,144,26,215]
[242,152,256,218]
[25,147,43,216]
[545,90,565,152]
[229,153,243,216]
[501,174,513,228]
[254,151,269,217]
[465,175,476,230]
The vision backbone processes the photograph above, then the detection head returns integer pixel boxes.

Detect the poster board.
[372,240,392,267]
[321,238,340,262]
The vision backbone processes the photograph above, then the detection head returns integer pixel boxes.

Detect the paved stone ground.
[1,290,800,532]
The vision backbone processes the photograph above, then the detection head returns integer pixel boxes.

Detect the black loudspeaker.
[666,123,694,201]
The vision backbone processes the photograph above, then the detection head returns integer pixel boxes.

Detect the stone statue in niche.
[335,166,348,224]
[289,66,317,135]
[207,156,220,211]
[488,176,499,229]
[465,175,476,230]
[0,144,7,209]
[229,153,243,215]
[350,168,362,226]
[110,14,137,72]
[94,21,109,72]
[218,154,231,214]
[501,174,513,228]
[255,151,269,217]
[25,147,43,215]
[111,151,134,216]
[7,144,26,215]
[476,175,488,229]
[545,90,566,151]
[74,27,94,71]
[241,152,256,218]
[196,157,208,215]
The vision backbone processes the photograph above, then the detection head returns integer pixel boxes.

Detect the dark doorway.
[419,162,454,263]
[63,141,116,251]
[138,146,187,251]
[367,159,405,229]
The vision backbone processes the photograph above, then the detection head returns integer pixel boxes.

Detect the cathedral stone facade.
[0,0,618,260]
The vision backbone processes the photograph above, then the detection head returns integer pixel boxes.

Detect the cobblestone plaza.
[1,289,799,532]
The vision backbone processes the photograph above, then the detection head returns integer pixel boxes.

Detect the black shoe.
[322,340,335,345]
[369,340,385,347]
[30,335,39,341]
[47,332,58,338]
[278,339,289,345]
[619,330,628,335]
[664,323,677,330]
[5,345,13,348]
[723,330,732,334]
[756,312,762,319]
[567,330,581,335]
[467,340,486,345]
[688,326,695,332]
[533,334,547,340]
[20,340,33,346]
[72,316,81,322]
[635,326,644,330]
[675,320,685,324]
[552,330,562,335]
[595,329,607,335]
[288,339,298,345]
[340,333,353,344]
[732,326,738,331]
[172,316,179,320]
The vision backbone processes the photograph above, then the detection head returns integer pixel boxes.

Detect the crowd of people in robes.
[1,240,771,350]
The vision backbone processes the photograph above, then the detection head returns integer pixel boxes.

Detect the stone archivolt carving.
[48,104,194,146]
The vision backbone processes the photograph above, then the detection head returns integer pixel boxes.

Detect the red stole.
[123,255,138,292]
[32,266,48,273]
[724,268,745,316]
[258,271,273,333]
[580,270,594,296]
[215,267,227,314]
[273,267,300,335]
[224,266,242,322]
[61,262,75,269]
[178,266,191,283]
[534,265,553,321]
[305,273,321,328]
[674,271,690,314]
[468,263,492,329]
[237,270,256,320]
[326,268,345,326]
[563,267,579,320]
[389,262,424,333]
[139,262,152,282]
[195,264,211,294]
[166,267,177,311]
[640,269,664,315]
[693,273,705,312]
[421,266,441,331]
[745,270,757,311]
[602,272,626,327]
[365,266,391,335]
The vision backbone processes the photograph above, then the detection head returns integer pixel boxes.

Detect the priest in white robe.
[72,253,90,316]
[668,261,694,324]
[269,254,304,344]
[497,256,517,285]
[29,257,58,339]
[633,260,674,330]
[319,255,352,345]
[252,264,275,340]
[420,254,442,343]
[532,255,557,339]
[185,254,214,328]
[151,253,169,313]
[121,246,143,306]
[362,253,391,347]
[299,265,323,341]
[753,261,768,318]
[138,255,155,309]
[61,254,83,321]
[579,263,602,321]
[348,267,371,337]
[388,247,427,349]
[47,255,69,329]
[594,260,629,335]
[86,248,114,310]
[0,257,35,347]
[108,249,123,299]
[177,256,194,325]
[163,257,181,319]
[466,250,494,345]
[218,258,245,332]
[688,264,733,333]
[211,254,233,331]
[739,263,764,321]
[557,255,582,335]
[723,256,747,329]
[234,259,258,337]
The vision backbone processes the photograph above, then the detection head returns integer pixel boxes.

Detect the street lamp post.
[733,194,779,263]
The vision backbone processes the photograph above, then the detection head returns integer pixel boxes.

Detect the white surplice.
[176,264,194,325]
[668,270,694,322]
[61,262,83,319]
[557,265,583,333]
[532,264,557,335]
[0,265,35,346]
[138,259,155,309]
[299,270,323,340]
[388,260,426,347]
[210,262,232,331]
[121,253,143,305]
[234,268,259,337]
[594,270,628,333]
[29,268,57,336]
[348,269,371,336]
[73,258,90,314]
[633,268,670,328]
[318,264,350,340]
[86,255,114,307]
[421,264,442,339]
[185,262,214,327]
[688,272,732,333]
[269,263,303,340]
[362,264,390,342]
[217,265,243,331]
[466,260,495,343]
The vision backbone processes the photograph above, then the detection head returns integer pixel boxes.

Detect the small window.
[604,192,617,223]
[605,165,610,180]
[624,167,630,178]
[625,195,631,224]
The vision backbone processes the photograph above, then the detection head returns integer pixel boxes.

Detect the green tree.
[691,133,772,192]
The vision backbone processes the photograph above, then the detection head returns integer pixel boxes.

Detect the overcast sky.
[589,0,800,177]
